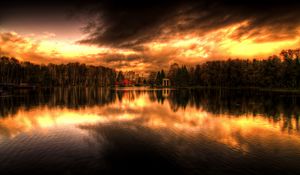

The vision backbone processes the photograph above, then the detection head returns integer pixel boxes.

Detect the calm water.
[1,87,300,175]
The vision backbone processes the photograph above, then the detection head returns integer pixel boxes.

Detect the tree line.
[149,49,300,88]
[0,56,116,87]
[1,48,300,88]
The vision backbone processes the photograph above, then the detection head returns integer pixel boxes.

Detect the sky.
[1,0,300,72]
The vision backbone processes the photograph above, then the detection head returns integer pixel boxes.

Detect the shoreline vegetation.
[119,86,300,94]
[1,49,300,93]
[1,84,300,93]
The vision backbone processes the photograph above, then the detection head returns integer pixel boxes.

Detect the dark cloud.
[73,0,300,49]
[1,0,300,71]
[0,32,27,43]
[2,0,300,49]
[0,1,78,28]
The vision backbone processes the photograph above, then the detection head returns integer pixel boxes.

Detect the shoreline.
[1,85,300,93]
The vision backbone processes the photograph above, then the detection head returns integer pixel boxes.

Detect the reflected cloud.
[0,89,300,155]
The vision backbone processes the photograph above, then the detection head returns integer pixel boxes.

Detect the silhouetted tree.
[146,49,300,88]
[147,72,157,86]
[0,56,116,87]
[117,71,125,83]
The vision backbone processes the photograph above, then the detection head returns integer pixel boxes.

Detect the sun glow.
[224,38,300,57]
[0,31,139,65]
[1,20,300,70]
[144,21,300,63]
[37,40,105,58]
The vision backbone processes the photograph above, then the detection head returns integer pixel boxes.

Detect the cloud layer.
[1,0,300,72]
[77,0,300,48]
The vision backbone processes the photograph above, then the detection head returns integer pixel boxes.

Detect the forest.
[0,57,116,87]
[150,49,300,88]
[1,49,300,88]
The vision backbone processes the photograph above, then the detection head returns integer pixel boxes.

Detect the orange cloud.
[0,31,105,61]
[0,31,139,67]
[1,21,300,73]
[143,21,300,65]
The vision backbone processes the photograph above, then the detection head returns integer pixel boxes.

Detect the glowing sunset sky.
[1,0,300,72]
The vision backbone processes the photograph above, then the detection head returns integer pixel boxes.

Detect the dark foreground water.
[1,87,300,175]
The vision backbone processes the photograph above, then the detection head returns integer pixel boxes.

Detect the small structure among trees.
[162,78,170,87]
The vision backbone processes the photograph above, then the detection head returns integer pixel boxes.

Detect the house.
[115,79,133,86]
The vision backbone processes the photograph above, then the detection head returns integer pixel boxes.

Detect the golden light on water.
[1,92,300,154]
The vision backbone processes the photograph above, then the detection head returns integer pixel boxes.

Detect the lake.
[0,87,300,175]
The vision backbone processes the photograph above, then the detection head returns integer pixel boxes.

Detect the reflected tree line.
[155,89,300,132]
[162,89,300,117]
[0,87,117,118]
[1,88,300,128]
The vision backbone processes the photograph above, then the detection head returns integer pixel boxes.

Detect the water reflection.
[0,88,300,174]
